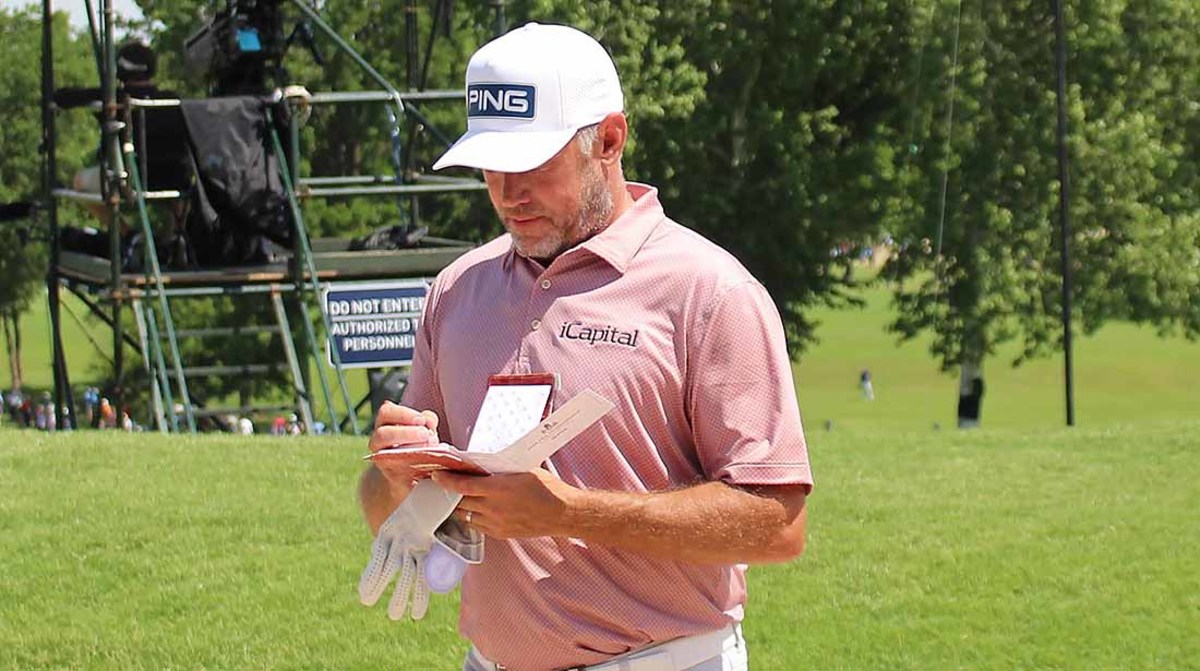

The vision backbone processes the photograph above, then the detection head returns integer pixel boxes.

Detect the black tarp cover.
[180,96,292,266]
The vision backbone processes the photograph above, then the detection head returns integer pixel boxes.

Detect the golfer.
[360,23,813,671]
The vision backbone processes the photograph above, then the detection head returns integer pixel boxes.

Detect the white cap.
[432,23,624,173]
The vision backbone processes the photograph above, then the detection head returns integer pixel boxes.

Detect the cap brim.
[432,128,578,173]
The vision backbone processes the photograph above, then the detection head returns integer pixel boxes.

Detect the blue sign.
[322,280,430,369]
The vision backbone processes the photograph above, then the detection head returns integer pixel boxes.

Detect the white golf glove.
[358,478,462,620]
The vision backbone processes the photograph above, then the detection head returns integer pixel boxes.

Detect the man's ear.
[597,112,628,165]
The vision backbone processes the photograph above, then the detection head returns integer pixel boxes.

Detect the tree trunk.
[956,358,985,429]
[729,49,762,169]
[13,312,23,389]
[3,312,22,390]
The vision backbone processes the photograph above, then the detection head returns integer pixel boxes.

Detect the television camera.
[184,0,324,96]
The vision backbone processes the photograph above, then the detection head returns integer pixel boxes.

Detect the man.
[360,23,813,671]
[56,40,190,245]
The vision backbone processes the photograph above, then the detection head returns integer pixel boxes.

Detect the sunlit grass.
[2,422,1198,669]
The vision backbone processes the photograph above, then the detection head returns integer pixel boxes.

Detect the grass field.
[2,422,1198,669]
[3,279,1199,669]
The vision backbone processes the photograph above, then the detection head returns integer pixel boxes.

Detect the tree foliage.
[135,0,927,355]
[0,7,95,388]
[885,0,1200,375]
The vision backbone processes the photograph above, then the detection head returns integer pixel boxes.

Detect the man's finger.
[419,410,439,434]
[368,424,438,452]
[431,470,491,495]
[374,401,436,429]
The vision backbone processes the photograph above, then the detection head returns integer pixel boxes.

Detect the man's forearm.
[358,465,412,534]
[560,481,806,565]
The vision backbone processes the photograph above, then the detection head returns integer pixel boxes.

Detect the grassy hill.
[793,284,1200,431]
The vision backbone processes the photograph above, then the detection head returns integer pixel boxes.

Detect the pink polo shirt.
[402,183,812,671]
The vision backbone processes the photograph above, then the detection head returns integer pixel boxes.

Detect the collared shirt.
[403,183,812,671]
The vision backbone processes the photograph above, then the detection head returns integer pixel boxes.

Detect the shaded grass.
[3,423,1199,669]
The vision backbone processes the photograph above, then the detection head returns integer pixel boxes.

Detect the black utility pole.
[42,0,76,428]
[99,0,125,412]
[1052,0,1075,426]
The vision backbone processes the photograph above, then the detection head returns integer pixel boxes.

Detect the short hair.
[116,41,156,82]
[575,123,600,153]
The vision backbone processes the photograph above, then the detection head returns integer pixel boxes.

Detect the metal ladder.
[130,286,318,433]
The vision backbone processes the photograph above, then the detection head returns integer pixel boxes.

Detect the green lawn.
[3,270,1199,668]
[2,290,108,390]
[2,423,1197,669]
[6,281,1198,431]
[793,284,1200,431]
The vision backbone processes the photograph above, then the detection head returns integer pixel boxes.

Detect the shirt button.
[531,318,542,331]
[540,278,552,290]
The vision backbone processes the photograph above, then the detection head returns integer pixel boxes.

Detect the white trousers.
[462,623,747,671]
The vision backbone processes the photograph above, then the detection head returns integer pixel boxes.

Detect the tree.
[0,6,95,390]
[885,0,1200,425]
[486,1,925,353]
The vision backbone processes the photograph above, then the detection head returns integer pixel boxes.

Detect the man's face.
[482,133,613,261]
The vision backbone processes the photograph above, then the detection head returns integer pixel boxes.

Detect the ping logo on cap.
[468,84,535,119]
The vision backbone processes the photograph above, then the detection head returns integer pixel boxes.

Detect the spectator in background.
[7,389,26,427]
[860,369,875,401]
[21,396,34,427]
[54,41,188,219]
[35,396,48,431]
[83,386,100,427]
[98,398,117,429]
[237,417,254,435]
[41,392,57,431]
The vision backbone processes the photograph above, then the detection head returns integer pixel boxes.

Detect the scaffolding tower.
[39,0,504,434]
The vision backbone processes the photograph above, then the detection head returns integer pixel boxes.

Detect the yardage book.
[367,389,614,477]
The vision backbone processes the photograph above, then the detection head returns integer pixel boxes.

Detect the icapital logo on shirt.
[558,321,640,348]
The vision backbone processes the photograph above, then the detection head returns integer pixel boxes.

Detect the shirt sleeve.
[687,280,813,491]
[399,277,448,440]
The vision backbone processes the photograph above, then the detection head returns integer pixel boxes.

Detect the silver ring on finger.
[465,510,473,525]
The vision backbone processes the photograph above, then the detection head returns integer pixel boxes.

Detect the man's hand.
[370,401,440,452]
[358,479,462,621]
[360,403,441,533]
[431,468,580,540]
[369,403,440,492]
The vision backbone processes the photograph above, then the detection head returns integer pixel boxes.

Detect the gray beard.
[572,162,615,243]
[513,163,615,261]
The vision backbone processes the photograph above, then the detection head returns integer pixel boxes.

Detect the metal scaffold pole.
[41,0,76,428]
